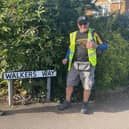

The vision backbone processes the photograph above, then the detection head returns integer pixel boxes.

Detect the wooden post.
[8,80,13,107]
[47,77,51,101]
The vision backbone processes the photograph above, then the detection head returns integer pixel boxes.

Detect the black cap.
[77,16,88,25]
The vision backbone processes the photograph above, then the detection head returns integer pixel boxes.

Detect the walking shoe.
[58,100,71,110]
[80,102,88,114]
[0,111,4,116]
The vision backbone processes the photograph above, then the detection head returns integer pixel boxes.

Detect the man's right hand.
[86,40,98,49]
[62,58,68,65]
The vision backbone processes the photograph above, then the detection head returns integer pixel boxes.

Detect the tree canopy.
[0,0,129,100]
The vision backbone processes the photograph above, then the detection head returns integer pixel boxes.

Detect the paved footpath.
[1,92,129,129]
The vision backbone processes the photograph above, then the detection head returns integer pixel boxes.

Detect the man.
[58,16,107,114]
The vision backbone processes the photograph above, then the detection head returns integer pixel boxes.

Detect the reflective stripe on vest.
[68,28,97,71]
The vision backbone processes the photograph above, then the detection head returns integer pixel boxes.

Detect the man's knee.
[66,86,74,91]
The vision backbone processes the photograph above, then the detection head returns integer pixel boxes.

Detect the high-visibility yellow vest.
[68,28,97,71]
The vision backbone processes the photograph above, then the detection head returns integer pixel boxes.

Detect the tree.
[1,0,129,101]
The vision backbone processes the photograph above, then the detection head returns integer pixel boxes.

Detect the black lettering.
[51,70,55,76]
[20,72,25,78]
[47,70,51,76]
[33,71,37,77]
[12,73,17,79]
[42,71,47,77]
[26,72,29,78]
[4,73,12,79]
[28,72,33,77]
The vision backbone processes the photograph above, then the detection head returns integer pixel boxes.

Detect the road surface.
[0,90,129,129]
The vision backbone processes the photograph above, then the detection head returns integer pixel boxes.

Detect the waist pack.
[73,61,91,71]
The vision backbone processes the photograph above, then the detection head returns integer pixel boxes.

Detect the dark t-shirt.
[74,31,89,61]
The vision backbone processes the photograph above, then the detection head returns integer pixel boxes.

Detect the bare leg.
[83,89,91,102]
[66,86,74,102]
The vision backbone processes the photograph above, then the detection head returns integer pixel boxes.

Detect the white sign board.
[3,70,56,80]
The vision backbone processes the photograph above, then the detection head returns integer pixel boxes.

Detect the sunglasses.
[79,21,88,26]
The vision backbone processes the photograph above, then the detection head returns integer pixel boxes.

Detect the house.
[86,0,129,16]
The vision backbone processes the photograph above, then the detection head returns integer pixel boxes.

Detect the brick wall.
[126,0,129,12]
[95,0,108,4]
[86,0,127,16]
[110,1,126,14]
[95,0,126,14]
[96,0,107,3]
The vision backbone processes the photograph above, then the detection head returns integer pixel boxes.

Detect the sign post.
[8,80,13,107]
[47,77,51,101]
[2,70,56,107]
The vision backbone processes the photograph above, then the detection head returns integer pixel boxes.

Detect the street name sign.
[2,69,57,106]
[3,70,56,80]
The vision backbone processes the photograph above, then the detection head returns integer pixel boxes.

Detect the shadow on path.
[4,90,129,116]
